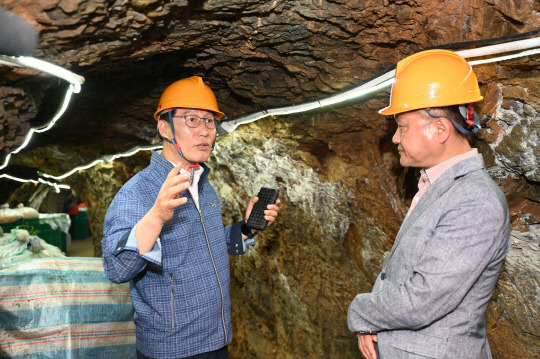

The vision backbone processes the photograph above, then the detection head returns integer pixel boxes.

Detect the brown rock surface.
[0,1,539,358]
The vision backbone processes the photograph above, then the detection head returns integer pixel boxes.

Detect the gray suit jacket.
[348,154,510,359]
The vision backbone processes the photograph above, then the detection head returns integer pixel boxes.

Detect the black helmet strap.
[156,109,201,184]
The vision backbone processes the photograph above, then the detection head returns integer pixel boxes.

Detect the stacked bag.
[0,228,65,269]
[0,203,39,223]
[0,204,65,269]
[0,203,24,224]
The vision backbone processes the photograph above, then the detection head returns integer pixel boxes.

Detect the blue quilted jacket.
[102,151,246,358]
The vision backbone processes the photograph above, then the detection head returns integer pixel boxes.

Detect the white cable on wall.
[456,37,540,59]
[0,55,84,92]
[219,36,540,135]
[39,144,162,181]
[0,55,85,171]
[1,35,539,188]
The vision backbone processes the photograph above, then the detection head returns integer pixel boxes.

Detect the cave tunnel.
[0,1,539,358]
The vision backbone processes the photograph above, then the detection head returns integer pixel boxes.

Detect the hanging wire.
[218,34,540,135]
[0,55,85,171]
[1,32,539,188]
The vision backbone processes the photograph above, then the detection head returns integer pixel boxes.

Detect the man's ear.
[436,117,452,144]
[157,119,170,139]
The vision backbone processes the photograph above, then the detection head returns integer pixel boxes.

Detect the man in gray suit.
[348,49,511,359]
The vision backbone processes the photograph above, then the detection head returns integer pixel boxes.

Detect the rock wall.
[474,63,539,359]
[0,0,538,358]
[211,85,540,358]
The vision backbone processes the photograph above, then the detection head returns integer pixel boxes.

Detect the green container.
[0,219,66,252]
[0,218,41,235]
[38,223,66,252]
[69,211,91,240]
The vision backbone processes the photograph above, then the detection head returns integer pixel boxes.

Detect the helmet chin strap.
[425,105,480,136]
[156,109,201,185]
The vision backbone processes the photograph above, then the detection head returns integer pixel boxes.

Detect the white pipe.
[468,48,540,66]
[457,37,540,59]
[0,55,85,92]
[219,70,396,134]
[219,36,540,135]
[2,35,540,187]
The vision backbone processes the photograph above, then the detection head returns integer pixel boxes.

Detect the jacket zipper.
[170,273,175,328]
[198,207,228,345]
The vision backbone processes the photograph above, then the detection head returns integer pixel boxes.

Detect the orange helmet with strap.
[155,77,224,182]
[379,49,483,135]
[154,76,224,120]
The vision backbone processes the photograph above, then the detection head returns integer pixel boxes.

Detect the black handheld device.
[246,188,279,231]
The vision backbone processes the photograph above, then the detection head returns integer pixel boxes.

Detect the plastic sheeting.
[0,230,65,269]
[0,257,135,358]
[39,213,72,245]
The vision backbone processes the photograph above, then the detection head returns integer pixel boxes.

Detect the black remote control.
[246,188,279,231]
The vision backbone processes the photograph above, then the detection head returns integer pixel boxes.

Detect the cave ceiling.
[0,0,537,184]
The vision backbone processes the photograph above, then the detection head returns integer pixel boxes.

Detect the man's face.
[172,108,217,164]
[392,110,439,168]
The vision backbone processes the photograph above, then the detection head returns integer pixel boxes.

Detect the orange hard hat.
[379,49,483,116]
[153,76,225,120]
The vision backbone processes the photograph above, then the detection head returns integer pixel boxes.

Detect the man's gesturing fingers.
[153,163,191,223]
[164,164,191,197]
[264,199,280,226]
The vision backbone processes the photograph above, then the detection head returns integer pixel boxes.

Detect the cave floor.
[65,236,94,257]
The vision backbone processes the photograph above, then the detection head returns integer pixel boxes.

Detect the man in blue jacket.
[102,76,280,359]
[348,50,510,358]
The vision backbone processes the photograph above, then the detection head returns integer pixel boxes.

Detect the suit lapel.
[391,174,454,252]
[384,155,485,266]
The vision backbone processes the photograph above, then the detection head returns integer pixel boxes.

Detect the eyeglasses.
[175,114,219,129]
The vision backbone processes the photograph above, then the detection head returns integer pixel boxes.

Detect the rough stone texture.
[0,85,35,157]
[64,153,151,257]
[0,1,539,358]
[212,116,400,358]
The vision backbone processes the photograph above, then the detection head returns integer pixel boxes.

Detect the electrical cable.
[424,28,540,51]
[38,144,162,181]
[1,33,539,188]
[0,55,85,171]
[219,34,540,135]
[0,55,85,90]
